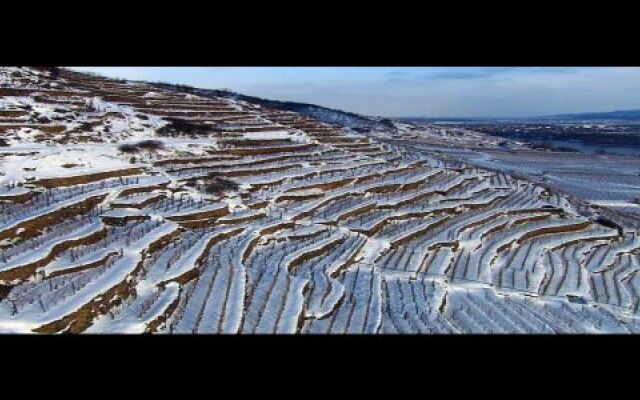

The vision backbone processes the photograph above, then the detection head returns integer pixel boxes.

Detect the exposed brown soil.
[33,226,182,333]
[0,194,107,243]
[33,168,143,188]
[166,205,229,222]
[0,227,108,283]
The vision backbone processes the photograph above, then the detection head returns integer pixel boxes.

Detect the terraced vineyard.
[1,67,640,333]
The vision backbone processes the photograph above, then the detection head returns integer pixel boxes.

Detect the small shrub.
[117,140,164,154]
[555,147,578,153]
[202,177,239,195]
[531,143,554,151]
[47,67,61,80]
[136,140,164,150]
[117,143,140,154]
[86,100,99,113]
[157,118,218,136]
[192,173,239,195]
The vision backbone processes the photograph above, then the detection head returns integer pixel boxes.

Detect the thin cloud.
[428,70,496,80]
[388,67,583,82]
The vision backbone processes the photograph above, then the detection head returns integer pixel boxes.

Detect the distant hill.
[397,109,640,123]
[150,82,391,131]
[539,109,640,121]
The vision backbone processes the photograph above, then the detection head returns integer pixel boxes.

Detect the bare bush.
[202,177,238,195]
[118,140,164,154]
[136,140,165,150]
[117,143,140,154]
[157,118,218,137]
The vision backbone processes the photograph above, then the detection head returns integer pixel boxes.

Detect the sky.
[70,67,640,118]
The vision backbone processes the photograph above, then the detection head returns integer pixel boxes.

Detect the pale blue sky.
[70,67,640,118]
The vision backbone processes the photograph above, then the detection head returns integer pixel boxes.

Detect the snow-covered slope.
[1,67,639,334]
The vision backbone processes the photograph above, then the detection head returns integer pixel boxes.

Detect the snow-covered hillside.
[1,67,639,334]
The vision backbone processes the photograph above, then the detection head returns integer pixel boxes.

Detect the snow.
[0,146,131,185]
[0,219,103,273]
[0,222,180,332]
[111,192,165,207]
[276,276,309,333]
[242,130,292,140]
[4,67,640,334]
[101,208,146,219]
[0,186,32,197]
[86,283,180,334]
[356,237,390,265]
[157,228,239,284]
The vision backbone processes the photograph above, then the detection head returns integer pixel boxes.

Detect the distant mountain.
[150,82,390,131]
[397,109,640,123]
[539,109,640,121]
